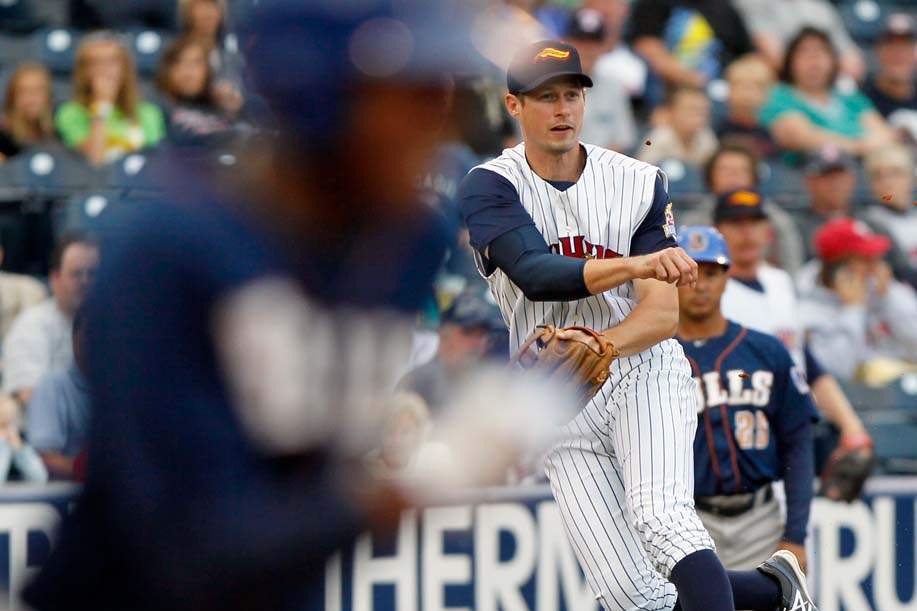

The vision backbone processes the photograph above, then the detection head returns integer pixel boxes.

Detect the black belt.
[695,485,774,518]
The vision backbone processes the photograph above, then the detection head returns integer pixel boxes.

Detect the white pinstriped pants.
[543,353,715,611]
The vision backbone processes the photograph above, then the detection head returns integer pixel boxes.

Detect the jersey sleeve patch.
[629,173,679,255]
[662,201,677,239]
[790,365,810,395]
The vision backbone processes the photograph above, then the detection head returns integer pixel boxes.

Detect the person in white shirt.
[712,190,872,453]
[860,144,917,288]
[2,232,99,406]
[566,8,638,152]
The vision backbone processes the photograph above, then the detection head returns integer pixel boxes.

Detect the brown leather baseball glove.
[511,325,619,409]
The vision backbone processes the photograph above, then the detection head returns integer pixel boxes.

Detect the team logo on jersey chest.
[549,236,621,259]
[692,369,774,411]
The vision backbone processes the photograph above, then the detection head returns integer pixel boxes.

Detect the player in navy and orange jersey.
[22,2,479,611]
[676,226,819,591]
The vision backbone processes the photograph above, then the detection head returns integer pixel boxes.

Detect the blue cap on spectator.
[237,0,480,142]
[677,226,731,268]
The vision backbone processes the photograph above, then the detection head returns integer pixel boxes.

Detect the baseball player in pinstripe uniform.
[458,41,816,611]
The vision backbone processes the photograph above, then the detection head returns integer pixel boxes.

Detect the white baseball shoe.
[756,550,818,611]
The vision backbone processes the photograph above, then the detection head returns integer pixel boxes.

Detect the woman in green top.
[55,32,166,166]
[759,27,895,161]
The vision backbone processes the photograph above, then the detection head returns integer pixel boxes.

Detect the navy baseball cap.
[677,226,731,268]
[804,146,855,175]
[442,294,503,331]
[507,40,594,95]
[713,188,768,224]
[566,9,606,42]
[879,13,916,42]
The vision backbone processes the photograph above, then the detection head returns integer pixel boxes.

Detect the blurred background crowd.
[0,0,914,484]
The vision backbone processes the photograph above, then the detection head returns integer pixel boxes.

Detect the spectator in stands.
[717,55,778,159]
[0,391,48,483]
[581,0,647,99]
[178,0,244,114]
[397,294,503,413]
[862,14,917,142]
[760,27,895,163]
[365,392,434,477]
[862,145,917,288]
[639,86,718,167]
[628,0,753,105]
[799,218,917,381]
[2,232,98,406]
[55,33,166,165]
[178,0,224,55]
[733,0,865,81]
[679,143,805,273]
[0,62,55,162]
[155,37,238,144]
[0,245,47,342]
[566,8,637,152]
[28,307,90,480]
[797,146,857,260]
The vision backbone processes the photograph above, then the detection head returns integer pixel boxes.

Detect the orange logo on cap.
[728,190,761,206]
[535,47,571,61]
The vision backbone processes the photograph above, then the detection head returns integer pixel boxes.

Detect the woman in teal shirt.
[760,27,895,162]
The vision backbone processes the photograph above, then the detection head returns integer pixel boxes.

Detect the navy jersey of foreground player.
[679,323,819,542]
[22,180,448,611]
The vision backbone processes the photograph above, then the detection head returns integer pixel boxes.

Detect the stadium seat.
[128,29,170,76]
[53,191,124,239]
[0,33,33,69]
[658,158,703,199]
[104,151,153,194]
[3,145,102,195]
[866,419,917,474]
[30,28,80,75]
[766,163,807,209]
[839,0,887,44]
[0,0,43,33]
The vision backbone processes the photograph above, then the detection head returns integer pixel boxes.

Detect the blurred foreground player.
[24,2,479,610]
[675,227,819,573]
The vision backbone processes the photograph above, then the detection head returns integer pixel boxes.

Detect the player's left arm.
[774,355,820,570]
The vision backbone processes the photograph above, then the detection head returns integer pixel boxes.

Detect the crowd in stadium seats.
[0,0,915,482]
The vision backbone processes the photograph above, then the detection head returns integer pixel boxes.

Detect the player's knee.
[630,503,713,576]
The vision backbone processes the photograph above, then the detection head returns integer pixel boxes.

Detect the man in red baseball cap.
[799,217,917,381]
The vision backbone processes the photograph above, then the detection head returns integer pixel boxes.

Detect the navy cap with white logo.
[507,40,594,95]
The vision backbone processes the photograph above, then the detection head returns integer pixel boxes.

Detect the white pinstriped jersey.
[472,142,685,370]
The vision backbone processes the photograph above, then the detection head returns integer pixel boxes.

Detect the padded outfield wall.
[2,480,916,611]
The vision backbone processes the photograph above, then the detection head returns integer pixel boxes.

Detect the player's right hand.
[633,247,698,287]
